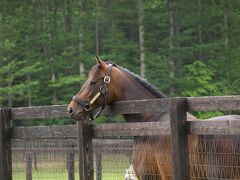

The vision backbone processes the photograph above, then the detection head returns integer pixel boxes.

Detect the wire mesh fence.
[93,139,133,180]
[11,138,134,180]
[11,135,240,180]
[12,139,79,180]
[189,135,240,180]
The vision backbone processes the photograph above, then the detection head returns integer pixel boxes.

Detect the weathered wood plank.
[189,119,240,135]
[92,121,171,138]
[0,108,12,180]
[93,139,133,148]
[11,105,68,120]
[11,118,240,140]
[11,139,134,151]
[12,125,77,139]
[11,122,171,139]
[187,95,240,111]
[11,99,170,120]
[170,98,190,180]
[10,96,240,120]
[105,98,170,115]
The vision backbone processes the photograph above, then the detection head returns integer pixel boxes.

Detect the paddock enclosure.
[1,96,240,180]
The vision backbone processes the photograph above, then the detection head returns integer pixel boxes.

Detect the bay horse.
[68,57,240,180]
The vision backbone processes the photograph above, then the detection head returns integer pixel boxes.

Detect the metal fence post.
[0,108,12,180]
[77,115,93,180]
[170,98,190,180]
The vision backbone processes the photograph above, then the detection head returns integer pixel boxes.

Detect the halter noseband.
[72,64,114,120]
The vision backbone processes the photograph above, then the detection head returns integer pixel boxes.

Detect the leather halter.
[72,64,114,120]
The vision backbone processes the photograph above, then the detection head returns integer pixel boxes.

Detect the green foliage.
[93,115,125,124]
[1,0,239,124]
[181,61,224,118]
[181,61,218,97]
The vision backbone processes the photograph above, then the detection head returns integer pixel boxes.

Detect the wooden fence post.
[0,108,12,180]
[26,152,32,180]
[96,150,102,180]
[67,144,75,180]
[33,152,37,170]
[170,98,190,180]
[77,115,93,180]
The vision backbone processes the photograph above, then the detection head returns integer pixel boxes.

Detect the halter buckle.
[104,76,111,83]
[84,103,92,111]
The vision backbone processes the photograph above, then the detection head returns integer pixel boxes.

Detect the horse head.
[67,57,121,120]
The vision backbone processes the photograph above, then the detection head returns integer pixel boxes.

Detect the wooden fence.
[1,96,240,180]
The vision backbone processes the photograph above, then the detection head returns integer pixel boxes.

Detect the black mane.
[105,62,167,98]
[118,66,167,98]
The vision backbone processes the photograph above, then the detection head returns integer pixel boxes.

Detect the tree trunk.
[62,0,66,32]
[27,75,32,107]
[47,0,57,104]
[138,0,145,78]
[95,0,99,56]
[51,67,57,104]
[79,62,85,77]
[39,1,44,34]
[66,0,72,33]
[224,2,228,50]
[32,0,37,34]
[7,73,13,107]
[198,0,202,59]
[25,0,32,107]
[47,0,52,39]
[53,0,58,33]
[79,0,85,77]
[168,0,175,96]
[27,0,39,107]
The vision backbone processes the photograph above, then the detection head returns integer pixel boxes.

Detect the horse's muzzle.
[67,106,83,120]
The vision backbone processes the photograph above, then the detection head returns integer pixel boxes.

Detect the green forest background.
[1,0,240,125]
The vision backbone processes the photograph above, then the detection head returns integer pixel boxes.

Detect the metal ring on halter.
[104,76,111,83]
[84,103,92,111]
[100,85,107,94]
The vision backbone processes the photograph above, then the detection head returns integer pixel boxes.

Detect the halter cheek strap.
[72,64,114,120]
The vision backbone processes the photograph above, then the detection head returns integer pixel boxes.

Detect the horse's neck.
[114,70,197,122]
[116,71,166,122]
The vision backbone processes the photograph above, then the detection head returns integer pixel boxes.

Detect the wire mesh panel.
[93,139,133,180]
[189,135,240,180]
[12,139,79,180]
[11,134,240,180]
[93,136,174,180]
[131,136,173,180]
[92,135,240,180]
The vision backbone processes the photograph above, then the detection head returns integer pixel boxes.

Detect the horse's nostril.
[68,107,73,114]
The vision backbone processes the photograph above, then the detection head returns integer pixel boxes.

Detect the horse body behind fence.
[68,58,240,179]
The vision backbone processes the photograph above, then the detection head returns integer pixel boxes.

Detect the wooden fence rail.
[1,95,240,180]
[11,118,240,140]
[11,96,240,120]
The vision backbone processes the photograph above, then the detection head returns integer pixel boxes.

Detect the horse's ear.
[95,56,106,68]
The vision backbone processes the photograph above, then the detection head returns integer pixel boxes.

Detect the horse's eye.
[90,80,97,85]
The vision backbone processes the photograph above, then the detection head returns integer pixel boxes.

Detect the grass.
[12,153,131,180]
[13,171,125,180]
